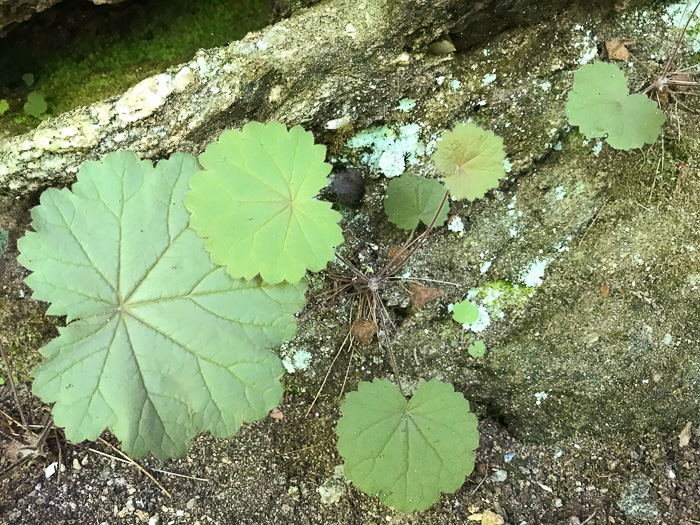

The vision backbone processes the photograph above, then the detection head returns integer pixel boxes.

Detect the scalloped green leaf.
[432,122,506,201]
[468,341,486,358]
[383,173,449,230]
[24,91,46,118]
[17,150,306,460]
[336,379,479,512]
[566,61,664,150]
[452,299,479,324]
[185,121,344,284]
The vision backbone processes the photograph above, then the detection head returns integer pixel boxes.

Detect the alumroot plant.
[17,120,506,511]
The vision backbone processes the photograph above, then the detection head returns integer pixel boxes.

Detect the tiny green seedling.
[452,299,480,324]
[23,92,47,118]
[468,341,486,358]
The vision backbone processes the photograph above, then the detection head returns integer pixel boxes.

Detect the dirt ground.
[2,387,700,524]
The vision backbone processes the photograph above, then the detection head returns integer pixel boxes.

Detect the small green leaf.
[432,122,506,201]
[0,225,7,256]
[565,62,664,150]
[452,299,479,324]
[186,122,344,284]
[383,173,448,230]
[24,92,47,118]
[468,341,486,358]
[18,150,306,460]
[336,379,479,512]
[0,99,9,115]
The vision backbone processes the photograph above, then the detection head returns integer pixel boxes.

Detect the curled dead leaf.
[410,284,445,309]
[351,319,378,345]
[269,407,284,421]
[679,421,692,447]
[601,38,635,61]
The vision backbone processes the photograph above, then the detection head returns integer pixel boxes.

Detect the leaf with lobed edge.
[336,379,479,512]
[566,61,664,150]
[18,150,306,460]
[432,122,506,201]
[185,121,344,284]
[383,172,449,230]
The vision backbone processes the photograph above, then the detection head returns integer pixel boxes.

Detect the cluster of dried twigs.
[641,1,700,109]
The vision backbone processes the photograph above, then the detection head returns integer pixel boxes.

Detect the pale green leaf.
[468,341,486,358]
[0,99,8,116]
[452,299,479,324]
[432,122,506,201]
[18,150,306,460]
[336,379,479,512]
[0,225,7,256]
[24,92,47,118]
[185,121,344,284]
[383,173,448,230]
[565,62,664,150]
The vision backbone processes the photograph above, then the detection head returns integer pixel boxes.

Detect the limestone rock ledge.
[4,0,696,448]
[0,0,125,35]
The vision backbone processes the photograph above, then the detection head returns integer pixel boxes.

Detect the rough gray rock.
[0,0,637,196]
[0,0,61,35]
[1,0,695,449]
[0,0,125,35]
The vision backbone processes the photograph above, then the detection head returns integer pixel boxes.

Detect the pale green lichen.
[396,98,416,112]
[345,124,427,178]
[467,280,534,322]
[663,1,700,52]
[519,258,553,287]
[282,349,313,373]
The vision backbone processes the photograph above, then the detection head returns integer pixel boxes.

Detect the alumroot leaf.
[383,172,448,230]
[18,150,306,460]
[432,122,506,201]
[566,61,664,150]
[336,379,479,512]
[185,121,344,284]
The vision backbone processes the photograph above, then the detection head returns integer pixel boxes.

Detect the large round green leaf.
[18,150,306,460]
[336,379,479,512]
[185,121,344,284]
[566,61,664,150]
[383,173,449,230]
[432,122,506,201]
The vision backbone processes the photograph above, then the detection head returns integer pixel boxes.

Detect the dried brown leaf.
[679,421,692,447]
[351,319,378,345]
[410,284,445,309]
[603,38,635,61]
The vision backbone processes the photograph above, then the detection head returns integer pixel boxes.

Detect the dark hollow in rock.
[331,168,365,205]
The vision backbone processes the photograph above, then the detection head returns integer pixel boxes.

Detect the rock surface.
[0,0,639,196]
[0,0,125,35]
[2,0,700,521]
